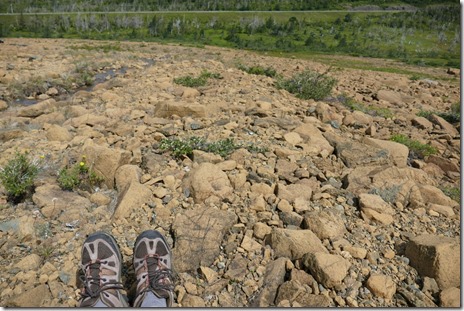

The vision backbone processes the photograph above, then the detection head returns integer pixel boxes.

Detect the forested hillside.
[0,0,456,13]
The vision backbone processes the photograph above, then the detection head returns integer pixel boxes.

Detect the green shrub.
[440,186,460,204]
[275,69,337,100]
[174,70,222,87]
[58,156,103,192]
[339,95,394,119]
[416,110,433,118]
[416,102,460,124]
[390,134,438,158]
[439,101,460,123]
[238,64,277,77]
[0,151,39,203]
[159,136,267,159]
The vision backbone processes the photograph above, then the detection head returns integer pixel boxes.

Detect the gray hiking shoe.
[133,230,174,307]
[78,232,129,307]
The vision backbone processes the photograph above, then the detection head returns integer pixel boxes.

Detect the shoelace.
[141,256,174,294]
[80,261,125,299]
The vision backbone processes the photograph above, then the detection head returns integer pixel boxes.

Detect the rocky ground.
[0,38,460,307]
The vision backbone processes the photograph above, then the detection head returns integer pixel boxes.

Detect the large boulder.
[428,114,459,137]
[359,193,395,225]
[45,124,73,142]
[155,101,206,118]
[183,162,233,203]
[82,140,132,189]
[440,287,460,307]
[250,257,288,307]
[363,137,409,167]
[6,284,52,307]
[17,98,56,118]
[375,90,402,105]
[112,181,153,220]
[366,274,397,299]
[302,252,351,288]
[275,181,313,204]
[269,228,327,260]
[335,140,390,168]
[114,164,142,192]
[405,234,460,290]
[33,184,92,219]
[343,165,434,199]
[293,123,334,156]
[303,208,346,240]
[172,206,237,272]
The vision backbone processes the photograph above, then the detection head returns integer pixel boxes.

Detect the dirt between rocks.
[0,38,460,307]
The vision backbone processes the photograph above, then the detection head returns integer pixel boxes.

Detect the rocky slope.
[0,38,460,307]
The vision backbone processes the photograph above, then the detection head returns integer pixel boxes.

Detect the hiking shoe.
[133,230,174,307]
[78,232,129,307]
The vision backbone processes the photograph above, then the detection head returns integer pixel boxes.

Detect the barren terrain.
[0,38,460,307]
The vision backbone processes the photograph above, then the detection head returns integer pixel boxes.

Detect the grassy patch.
[416,101,460,124]
[275,69,337,100]
[174,70,222,87]
[237,64,277,77]
[440,186,460,204]
[0,151,40,203]
[390,134,438,158]
[338,94,394,119]
[57,156,103,192]
[6,60,96,100]
[159,136,267,159]
[68,43,124,53]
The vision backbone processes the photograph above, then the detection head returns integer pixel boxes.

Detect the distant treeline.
[0,5,459,68]
[0,0,457,13]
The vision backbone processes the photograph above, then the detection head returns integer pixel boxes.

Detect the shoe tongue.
[88,262,102,294]
[146,257,159,271]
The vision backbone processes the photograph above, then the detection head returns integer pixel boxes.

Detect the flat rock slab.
[405,234,460,290]
[172,206,237,273]
[270,228,327,260]
[33,184,91,219]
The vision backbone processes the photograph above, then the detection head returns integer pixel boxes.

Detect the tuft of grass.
[57,156,103,192]
[416,102,460,124]
[337,94,394,119]
[409,74,422,81]
[174,70,222,87]
[68,43,123,53]
[0,151,40,203]
[440,186,460,204]
[36,239,57,261]
[159,136,267,159]
[238,64,277,77]
[390,134,438,159]
[275,68,337,101]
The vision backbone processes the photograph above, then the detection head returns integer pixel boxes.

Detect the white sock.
[140,291,167,308]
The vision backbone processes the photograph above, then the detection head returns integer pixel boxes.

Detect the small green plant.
[390,134,438,158]
[68,43,123,53]
[238,64,277,77]
[0,151,39,203]
[440,186,460,204]
[174,70,222,87]
[409,74,422,81]
[58,156,103,192]
[159,136,267,159]
[8,76,49,99]
[416,110,433,119]
[36,240,56,261]
[439,101,460,123]
[338,94,394,119]
[275,68,337,100]
[416,102,460,124]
